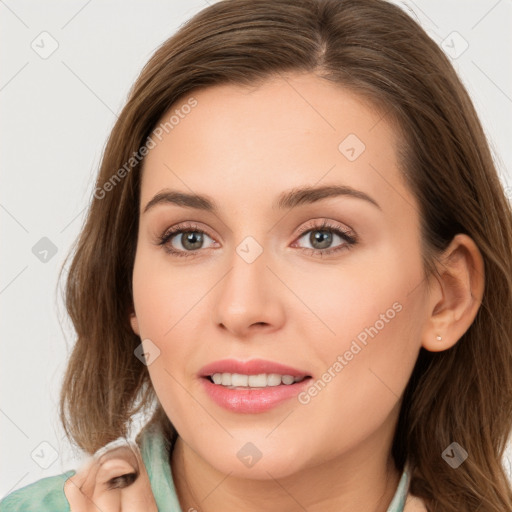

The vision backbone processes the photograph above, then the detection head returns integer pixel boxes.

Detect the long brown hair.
[58,0,512,509]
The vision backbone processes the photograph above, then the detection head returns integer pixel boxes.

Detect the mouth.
[197,359,313,413]
[198,358,311,381]
[203,373,312,389]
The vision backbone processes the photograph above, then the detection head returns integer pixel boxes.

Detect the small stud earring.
[436,335,442,341]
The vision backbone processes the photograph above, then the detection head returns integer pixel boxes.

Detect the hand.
[64,439,158,511]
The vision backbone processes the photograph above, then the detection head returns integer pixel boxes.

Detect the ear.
[129,308,140,337]
[421,233,485,352]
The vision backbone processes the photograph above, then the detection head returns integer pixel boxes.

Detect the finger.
[119,442,158,512]
[63,457,100,512]
[64,474,87,512]
[95,444,140,492]
[65,440,130,512]
[91,441,157,511]
[77,455,103,504]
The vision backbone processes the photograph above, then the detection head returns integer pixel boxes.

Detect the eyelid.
[294,218,356,239]
[158,221,216,242]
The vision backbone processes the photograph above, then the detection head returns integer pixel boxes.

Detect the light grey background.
[1,0,511,497]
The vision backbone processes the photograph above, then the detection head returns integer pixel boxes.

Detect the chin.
[197,438,308,480]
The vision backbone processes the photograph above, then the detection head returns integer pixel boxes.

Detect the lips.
[198,358,311,379]
[198,360,313,413]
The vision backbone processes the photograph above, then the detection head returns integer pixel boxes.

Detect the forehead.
[139,73,413,218]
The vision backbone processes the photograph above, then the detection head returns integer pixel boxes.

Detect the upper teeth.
[211,373,305,387]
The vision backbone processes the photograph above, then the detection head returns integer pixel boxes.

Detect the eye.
[291,219,357,258]
[156,219,357,259]
[156,222,217,258]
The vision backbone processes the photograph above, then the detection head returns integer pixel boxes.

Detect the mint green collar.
[386,462,411,511]
[138,423,183,511]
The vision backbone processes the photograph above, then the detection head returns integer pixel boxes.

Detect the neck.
[170,423,402,512]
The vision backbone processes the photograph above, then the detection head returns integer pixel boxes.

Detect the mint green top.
[0,423,413,511]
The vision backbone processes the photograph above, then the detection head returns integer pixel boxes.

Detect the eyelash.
[156,220,357,259]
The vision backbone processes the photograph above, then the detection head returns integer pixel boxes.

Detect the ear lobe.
[130,311,140,336]
[421,234,485,352]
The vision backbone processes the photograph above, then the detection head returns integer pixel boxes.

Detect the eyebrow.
[143,184,381,214]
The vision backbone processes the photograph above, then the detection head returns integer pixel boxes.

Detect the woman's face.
[130,73,430,478]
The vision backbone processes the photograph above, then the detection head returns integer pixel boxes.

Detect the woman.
[2,0,511,510]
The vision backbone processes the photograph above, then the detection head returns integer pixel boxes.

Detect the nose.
[212,246,286,339]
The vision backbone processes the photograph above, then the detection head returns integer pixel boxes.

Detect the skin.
[128,73,484,512]
[64,443,157,511]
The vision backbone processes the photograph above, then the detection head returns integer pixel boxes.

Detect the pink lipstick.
[198,358,312,413]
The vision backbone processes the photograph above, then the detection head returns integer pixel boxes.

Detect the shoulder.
[0,470,75,512]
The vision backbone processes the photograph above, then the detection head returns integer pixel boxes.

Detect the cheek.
[290,239,423,357]
[289,280,425,465]
[307,290,426,472]
[301,243,424,399]
[131,247,201,338]
[131,250,209,422]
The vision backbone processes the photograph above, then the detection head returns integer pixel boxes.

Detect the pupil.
[183,231,203,250]
[311,231,331,249]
